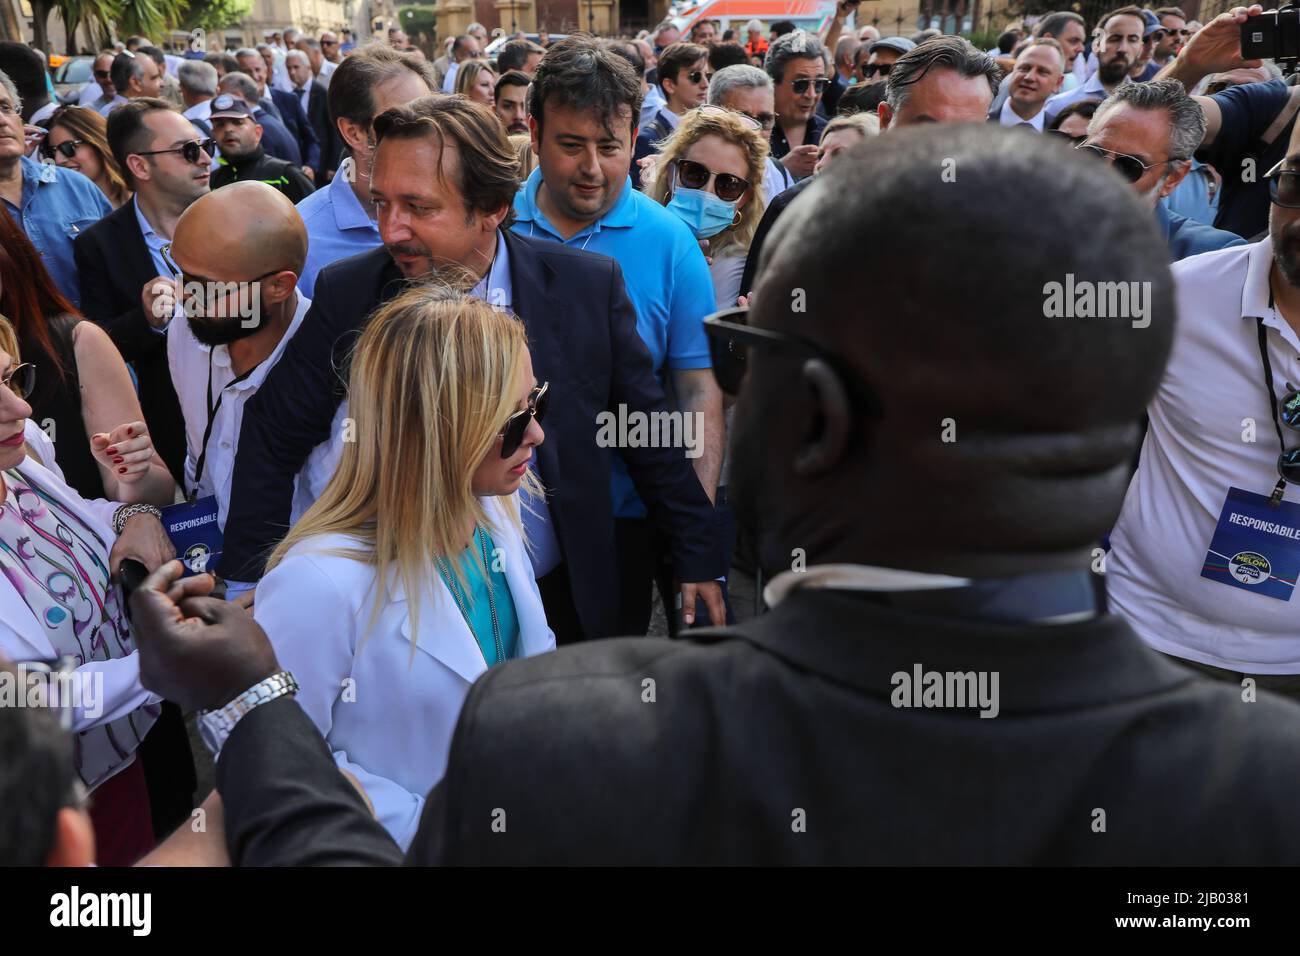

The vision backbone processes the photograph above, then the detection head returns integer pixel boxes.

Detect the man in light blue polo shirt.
[0,70,111,309]
[295,44,437,295]
[513,36,725,635]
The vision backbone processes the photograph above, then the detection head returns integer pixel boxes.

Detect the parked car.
[483,32,568,59]
[52,55,95,98]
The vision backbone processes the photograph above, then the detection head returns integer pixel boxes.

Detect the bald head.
[731,124,1175,579]
[173,181,306,277]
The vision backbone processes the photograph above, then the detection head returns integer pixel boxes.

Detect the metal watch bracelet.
[197,671,299,756]
[111,502,163,535]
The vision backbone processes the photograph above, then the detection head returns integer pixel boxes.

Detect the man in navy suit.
[232,48,321,176]
[219,95,726,641]
[285,49,339,179]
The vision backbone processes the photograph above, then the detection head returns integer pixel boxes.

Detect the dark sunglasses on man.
[135,138,215,166]
[44,138,85,160]
[1075,142,1168,184]
[860,62,893,79]
[93,69,111,80]
[500,382,549,458]
[1266,159,1300,208]
[791,77,829,95]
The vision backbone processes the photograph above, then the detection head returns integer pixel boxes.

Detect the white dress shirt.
[167,292,312,530]
[318,60,336,87]
[442,61,460,93]
[254,495,556,849]
[998,96,1046,131]
[1109,239,1300,672]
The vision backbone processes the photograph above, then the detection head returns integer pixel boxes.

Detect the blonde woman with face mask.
[253,286,554,850]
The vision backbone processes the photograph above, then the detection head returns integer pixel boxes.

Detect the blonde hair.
[822,111,880,141]
[645,106,769,258]
[455,59,497,100]
[509,132,536,182]
[0,314,18,359]
[267,285,542,644]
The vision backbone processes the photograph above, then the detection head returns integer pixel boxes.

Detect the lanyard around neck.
[1257,293,1292,506]
[191,350,257,501]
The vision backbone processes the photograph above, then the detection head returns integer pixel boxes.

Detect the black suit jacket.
[71,202,187,483]
[269,87,321,174]
[738,176,810,300]
[219,232,723,637]
[289,81,338,178]
[217,590,1300,865]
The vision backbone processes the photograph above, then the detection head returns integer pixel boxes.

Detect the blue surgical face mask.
[666,186,739,239]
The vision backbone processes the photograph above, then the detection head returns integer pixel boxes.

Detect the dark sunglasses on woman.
[500,382,549,458]
[1,362,36,400]
[45,139,85,160]
[675,158,751,203]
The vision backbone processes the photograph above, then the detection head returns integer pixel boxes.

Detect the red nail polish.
[118,467,127,474]
[126,427,134,436]
[106,447,117,455]
[112,457,123,464]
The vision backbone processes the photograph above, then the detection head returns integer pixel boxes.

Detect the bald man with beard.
[163,181,311,587]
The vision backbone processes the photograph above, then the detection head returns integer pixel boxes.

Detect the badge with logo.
[161,495,222,578]
[1200,488,1300,600]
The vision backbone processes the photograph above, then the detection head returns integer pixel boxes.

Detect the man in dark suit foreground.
[131,124,1300,865]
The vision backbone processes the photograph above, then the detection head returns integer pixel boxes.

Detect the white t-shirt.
[1108,239,1300,673]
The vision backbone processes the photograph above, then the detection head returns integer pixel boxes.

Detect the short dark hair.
[497,38,544,73]
[604,40,645,78]
[110,51,142,95]
[0,665,80,867]
[709,42,749,73]
[997,29,1022,54]
[1098,5,1147,33]
[453,35,476,57]
[838,80,887,116]
[1036,11,1086,39]
[884,36,1002,111]
[204,50,240,75]
[106,96,176,187]
[1047,97,1102,131]
[765,31,826,83]
[0,41,47,117]
[529,35,641,140]
[329,44,436,132]
[495,69,531,103]
[657,41,709,92]
[139,44,165,68]
[373,95,519,225]
[1155,6,1187,20]
[771,20,796,37]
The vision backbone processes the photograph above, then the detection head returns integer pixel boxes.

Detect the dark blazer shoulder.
[75,198,142,249]
[505,229,618,270]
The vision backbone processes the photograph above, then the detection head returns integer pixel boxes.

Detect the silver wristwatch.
[197,671,299,756]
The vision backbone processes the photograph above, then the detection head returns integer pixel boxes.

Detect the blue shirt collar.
[470,230,512,310]
[14,154,59,212]
[514,167,638,242]
[328,164,376,232]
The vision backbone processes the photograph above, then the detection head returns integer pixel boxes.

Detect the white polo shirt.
[167,292,311,531]
[1108,239,1300,673]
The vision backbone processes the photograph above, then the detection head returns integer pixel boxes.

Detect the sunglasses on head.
[860,62,892,78]
[791,77,829,94]
[2,362,36,400]
[500,382,549,458]
[676,157,751,202]
[44,138,85,160]
[136,138,215,166]
[1076,142,1167,184]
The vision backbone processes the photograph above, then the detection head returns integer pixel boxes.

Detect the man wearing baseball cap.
[208,93,314,203]
[859,36,915,87]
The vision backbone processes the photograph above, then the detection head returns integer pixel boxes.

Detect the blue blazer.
[267,87,321,172]
[220,231,725,639]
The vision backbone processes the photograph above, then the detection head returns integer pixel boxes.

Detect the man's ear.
[793,358,852,477]
[483,201,510,233]
[337,115,369,155]
[877,100,893,131]
[528,114,541,154]
[262,270,297,306]
[126,153,151,184]
[1159,159,1192,200]
[45,807,95,868]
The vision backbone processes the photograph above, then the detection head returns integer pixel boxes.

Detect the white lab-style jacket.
[0,421,159,732]
[253,494,555,850]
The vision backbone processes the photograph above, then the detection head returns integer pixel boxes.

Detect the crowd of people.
[4,3,1300,868]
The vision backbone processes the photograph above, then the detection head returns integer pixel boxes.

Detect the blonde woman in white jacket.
[254,286,555,850]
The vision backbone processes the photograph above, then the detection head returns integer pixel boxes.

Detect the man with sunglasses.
[1108,104,1300,703]
[857,35,913,88]
[1044,6,1145,126]
[76,51,119,111]
[1078,80,1244,261]
[1153,7,1187,68]
[633,41,710,173]
[73,98,212,485]
[765,30,829,181]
